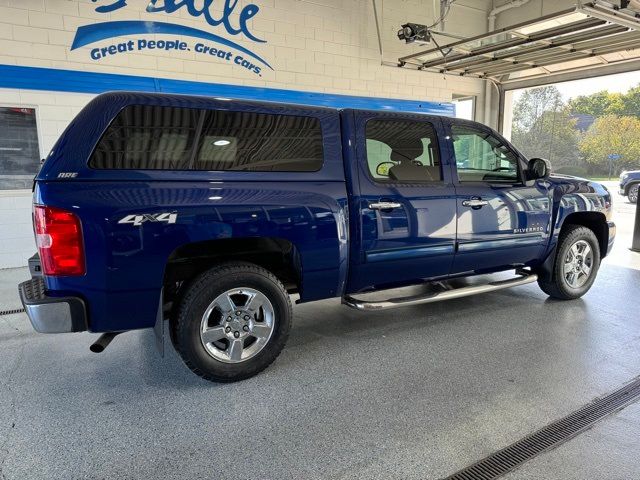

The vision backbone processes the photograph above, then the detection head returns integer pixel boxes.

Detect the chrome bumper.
[18,277,88,333]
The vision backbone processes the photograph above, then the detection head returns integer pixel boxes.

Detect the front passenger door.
[447,120,552,275]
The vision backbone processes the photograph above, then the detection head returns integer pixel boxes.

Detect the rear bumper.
[18,277,88,333]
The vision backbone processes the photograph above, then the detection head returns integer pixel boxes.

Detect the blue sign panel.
[0,64,455,116]
[608,154,621,160]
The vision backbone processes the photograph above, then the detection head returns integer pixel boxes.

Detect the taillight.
[34,205,85,276]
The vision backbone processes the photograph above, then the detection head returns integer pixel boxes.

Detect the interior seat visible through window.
[365,119,442,183]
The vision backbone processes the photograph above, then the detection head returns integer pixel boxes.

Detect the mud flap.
[153,288,164,357]
[537,245,557,283]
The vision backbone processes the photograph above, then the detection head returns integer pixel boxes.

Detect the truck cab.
[345,110,556,292]
[19,92,616,382]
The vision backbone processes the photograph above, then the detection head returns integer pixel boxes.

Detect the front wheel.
[173,262,292,382]
[538,225,601,300]
[628,184,638,204]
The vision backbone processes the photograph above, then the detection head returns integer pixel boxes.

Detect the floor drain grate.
[443,376,640,480]
[0,308,25,316]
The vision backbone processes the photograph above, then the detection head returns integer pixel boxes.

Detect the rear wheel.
[538,225,600,300]
[628,184,638,204]
[174,262,292,382]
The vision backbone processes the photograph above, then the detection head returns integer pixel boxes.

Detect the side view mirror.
[376,161,395,176]
[527,157,551,180]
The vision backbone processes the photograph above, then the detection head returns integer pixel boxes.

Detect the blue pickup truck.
[19,92,615,382]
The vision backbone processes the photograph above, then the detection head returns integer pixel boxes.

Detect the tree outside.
[567,91,625,117]
[511,83,640,177]
[511,86,581,169]
[580,115,640,175]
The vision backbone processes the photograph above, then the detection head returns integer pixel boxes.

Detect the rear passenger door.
[346,111,457,293]
[446,120,552,274]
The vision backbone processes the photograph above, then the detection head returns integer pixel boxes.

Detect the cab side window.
[452,125,520,183]
[365,119,442,183]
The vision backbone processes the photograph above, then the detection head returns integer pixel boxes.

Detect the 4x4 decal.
[118,213,177,226]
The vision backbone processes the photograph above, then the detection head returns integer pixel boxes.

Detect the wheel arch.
[162,236,303,305]
[624,181,640,196]
[537,212,607,285]
[559,211,609,259]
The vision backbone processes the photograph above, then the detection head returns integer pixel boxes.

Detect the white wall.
[0,0,495,268]
[0,0,488,100]
[0,190,35,268]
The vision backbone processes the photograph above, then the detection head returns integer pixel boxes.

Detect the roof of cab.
[93,91,457,119]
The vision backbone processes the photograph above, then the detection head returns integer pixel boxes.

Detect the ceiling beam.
[418,18,606,69]
[463,32,640,76]
[578,1,640,31]
[397,5,583,63]
[435,24,629,73]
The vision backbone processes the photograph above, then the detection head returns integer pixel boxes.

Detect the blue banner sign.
[72,1,272,75]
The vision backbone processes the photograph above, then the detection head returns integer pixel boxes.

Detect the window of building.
[90,105,324,172]
[0,106,41,190]
[451,125,520,183]
[452,95,476,121]
[365,119,442,183]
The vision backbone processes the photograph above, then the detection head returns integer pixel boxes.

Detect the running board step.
[342,271,538,311]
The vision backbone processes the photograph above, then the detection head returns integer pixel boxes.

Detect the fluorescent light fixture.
[209,196,223,200]
[213,140,231,146]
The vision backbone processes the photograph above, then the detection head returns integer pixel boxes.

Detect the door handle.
[369,201,402,210]
[462,199,489,208]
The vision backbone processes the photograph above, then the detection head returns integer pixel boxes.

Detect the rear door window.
[365,119,442,183]
[90,105,324,172]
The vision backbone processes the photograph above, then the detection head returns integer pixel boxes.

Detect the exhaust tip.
[90,332,120,353]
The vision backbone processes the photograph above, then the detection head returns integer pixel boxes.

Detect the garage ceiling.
[398,0,640,88]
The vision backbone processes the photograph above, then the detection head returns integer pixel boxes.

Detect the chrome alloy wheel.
[200,288,275,363]
[562,240,594,289]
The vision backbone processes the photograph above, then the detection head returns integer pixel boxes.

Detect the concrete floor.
[1,182,639,480]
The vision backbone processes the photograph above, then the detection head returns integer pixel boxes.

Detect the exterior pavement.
[0,181,639,480]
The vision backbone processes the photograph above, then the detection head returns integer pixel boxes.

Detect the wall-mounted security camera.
[397,23,431,44]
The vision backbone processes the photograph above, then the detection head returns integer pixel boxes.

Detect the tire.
[538,225,601,300]
[173,262,292,382]
[628,184,638,204]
